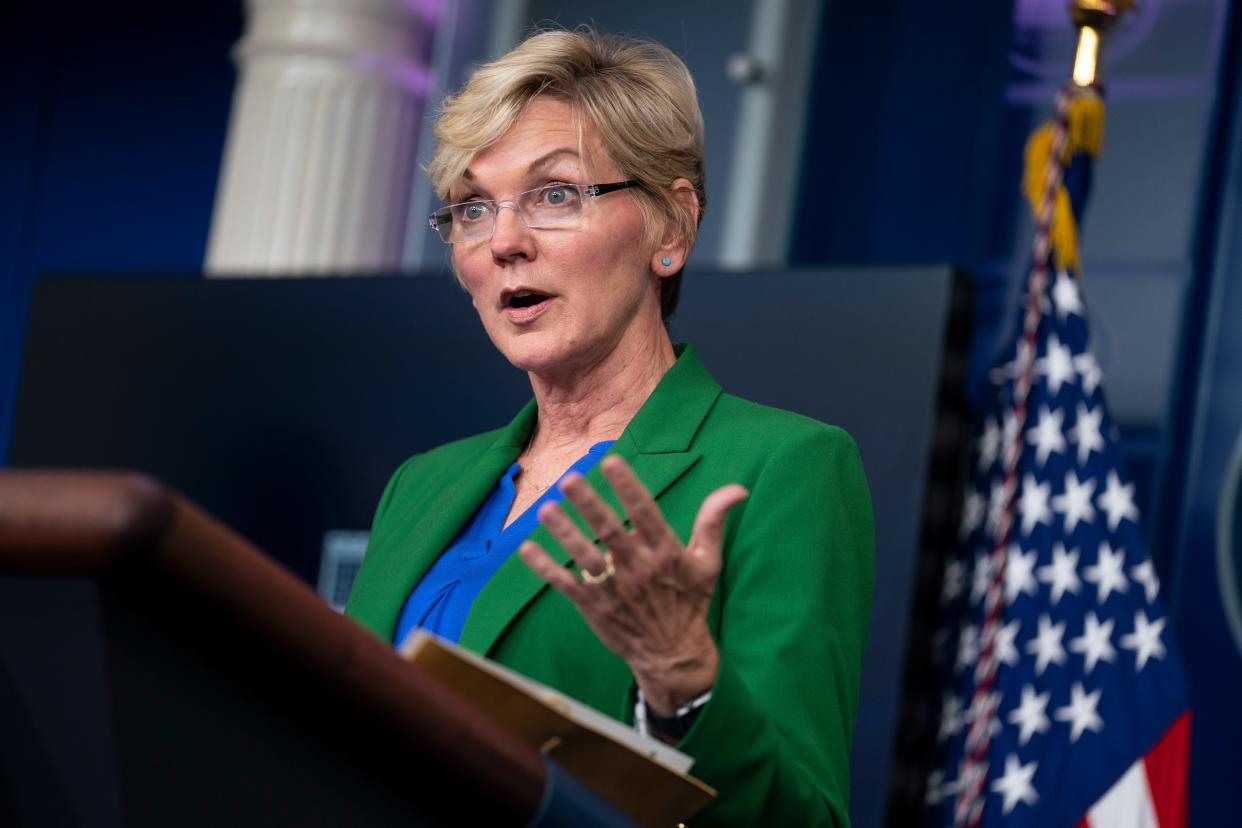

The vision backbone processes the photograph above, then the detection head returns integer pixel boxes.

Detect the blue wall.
[1162,0,1242,820]
[0,3,241,461]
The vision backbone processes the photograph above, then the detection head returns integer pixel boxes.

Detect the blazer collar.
[458,343,722,655]
[355,399,534,641]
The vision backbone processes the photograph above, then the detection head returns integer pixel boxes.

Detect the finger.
[558,472,637,559]
[600,455,679,550]
[518,540,593,604]
[688,484,749,572]
[537,500,611,578]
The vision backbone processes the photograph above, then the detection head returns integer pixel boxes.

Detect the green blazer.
[346,344,874,826]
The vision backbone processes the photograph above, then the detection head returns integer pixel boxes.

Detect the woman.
[346,28,874,826]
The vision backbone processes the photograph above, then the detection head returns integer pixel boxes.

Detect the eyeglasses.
[428,180,639,244]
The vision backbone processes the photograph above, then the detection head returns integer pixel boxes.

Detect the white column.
[206,0,427,276]
[718,0,824,270]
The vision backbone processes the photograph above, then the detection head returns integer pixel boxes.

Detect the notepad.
[400,630,716,826]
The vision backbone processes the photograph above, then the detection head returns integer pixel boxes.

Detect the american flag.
[926,87,1191,828]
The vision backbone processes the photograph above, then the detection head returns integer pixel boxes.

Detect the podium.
[0,470,636,827]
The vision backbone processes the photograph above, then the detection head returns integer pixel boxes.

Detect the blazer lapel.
[360,401,536,639]
[458,344,723,656]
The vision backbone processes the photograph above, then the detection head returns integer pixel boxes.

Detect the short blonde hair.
[427,28,706,318]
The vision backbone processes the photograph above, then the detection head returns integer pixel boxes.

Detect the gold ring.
[580,552,616,585]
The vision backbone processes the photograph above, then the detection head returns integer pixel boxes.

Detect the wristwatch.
[635,688,713,740]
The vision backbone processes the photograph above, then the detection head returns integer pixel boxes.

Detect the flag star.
[1027,614,1067,675]
[959,489,986,540]
[978,619,1022,682]
[1068,402,1105,465]
[994,617,1022,667]
[989,358,1019,387]
[1074,350,1103,395]
[1052,470,1097,533]
[1002,409,1022,466]
[1036,332,1076,395]
[991,754,1039,814]
[948,759,988,819]
[1083,542,1129,603]
[978,418,1001,472]
[1054,681,1104,742]
[965,690,1002,739]
[1017,474,1053,536]
[1051,270,1084,320]
[1098,471,1140,531]
[925,769,946,805]
[1026,405,1067,467]
[972,550,995,604]
[942,759,976,806]
[1004,545,1039,604]
[1007,684,1051,745]
[1037,543,1081,606]
[986,480,1008,537]
[1069,611,1117,674]
[1131,559,1161,604]
[938,692,963,743]
[1121,610,1167,670]
[942,559,967,605]
[957,623,979,673]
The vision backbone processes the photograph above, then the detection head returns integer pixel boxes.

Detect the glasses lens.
[448,201,495,243]
[521,184,584,228]
[429,208,454,242]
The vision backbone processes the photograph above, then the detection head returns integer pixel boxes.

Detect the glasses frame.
[427,180,640,245]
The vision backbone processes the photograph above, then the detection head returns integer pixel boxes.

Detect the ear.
[652,177,700,277]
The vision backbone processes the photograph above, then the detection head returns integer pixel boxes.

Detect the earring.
[661,257,672,267]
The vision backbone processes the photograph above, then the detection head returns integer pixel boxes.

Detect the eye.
[456,201,490,222]
[540,184,578,207]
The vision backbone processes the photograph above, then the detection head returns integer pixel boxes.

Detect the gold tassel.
[1021,89,1106,272]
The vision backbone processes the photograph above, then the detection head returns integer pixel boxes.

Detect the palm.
[518,455,747,709]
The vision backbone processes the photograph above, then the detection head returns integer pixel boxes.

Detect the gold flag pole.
[1070,0,1134,87]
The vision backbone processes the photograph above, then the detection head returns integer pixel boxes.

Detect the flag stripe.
[1143,712,1191,828]
[1085,758,1158,828]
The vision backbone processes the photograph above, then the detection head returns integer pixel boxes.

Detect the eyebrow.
[460,147,582,188]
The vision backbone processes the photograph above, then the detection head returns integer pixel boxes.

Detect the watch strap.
[634,687,713,740]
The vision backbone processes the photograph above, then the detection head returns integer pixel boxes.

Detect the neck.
[525,322,675,456]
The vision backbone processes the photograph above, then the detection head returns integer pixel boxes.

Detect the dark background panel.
[10,266,953,828]
[11,275,527,583]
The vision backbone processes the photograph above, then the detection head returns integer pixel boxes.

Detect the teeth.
[515,290,532,298]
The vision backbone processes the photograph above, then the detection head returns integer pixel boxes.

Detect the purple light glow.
[1010,0,1164,78]
[353,52,435,97]
[401,0,445,23]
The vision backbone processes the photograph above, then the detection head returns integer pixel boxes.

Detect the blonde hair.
[427,28,706,318]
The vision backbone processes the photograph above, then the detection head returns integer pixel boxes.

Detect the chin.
[490,329,570,372]
[496,329,604,378]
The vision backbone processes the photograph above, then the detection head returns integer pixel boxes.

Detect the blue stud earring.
[661,257,672,267]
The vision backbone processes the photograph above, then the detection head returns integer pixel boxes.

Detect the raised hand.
[518,455,748,714]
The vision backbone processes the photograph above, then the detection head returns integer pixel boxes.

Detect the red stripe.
[1144,711,1191,828]
[1075,818,1089,828]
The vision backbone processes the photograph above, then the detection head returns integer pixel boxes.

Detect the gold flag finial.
[1070,1,1134,86]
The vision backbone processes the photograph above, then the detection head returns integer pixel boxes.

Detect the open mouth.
[507,290,552,310]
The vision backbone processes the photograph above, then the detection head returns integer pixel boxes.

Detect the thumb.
[688,484,749,568]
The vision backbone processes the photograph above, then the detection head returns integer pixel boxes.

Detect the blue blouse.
[393,440,616,649]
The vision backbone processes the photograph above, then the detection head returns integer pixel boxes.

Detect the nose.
[489,203,534,261]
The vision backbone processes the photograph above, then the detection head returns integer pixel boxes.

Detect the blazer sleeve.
[677,423,875,827]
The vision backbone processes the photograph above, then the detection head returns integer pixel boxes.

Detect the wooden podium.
[0,470,637,827]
